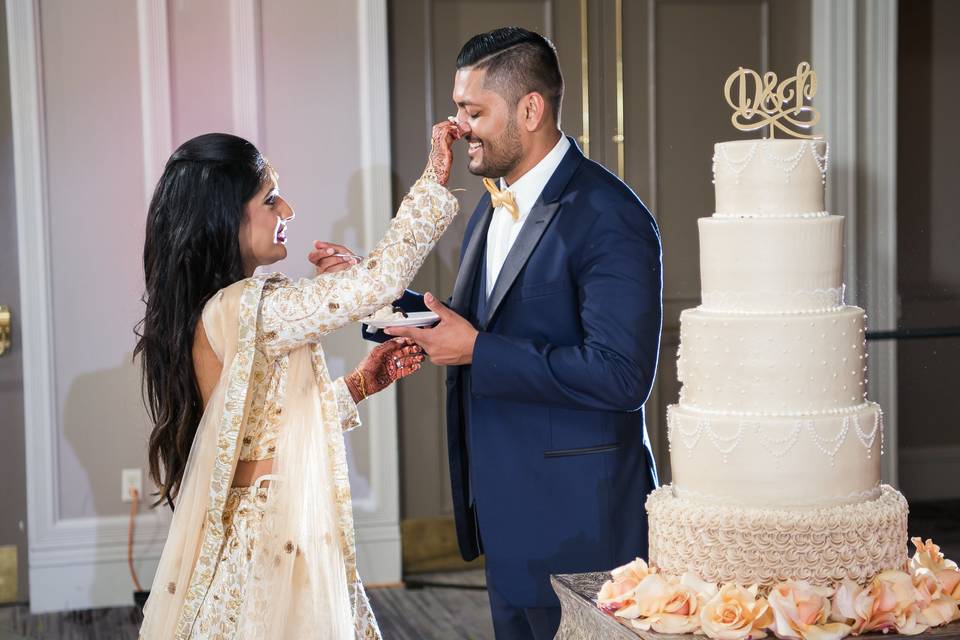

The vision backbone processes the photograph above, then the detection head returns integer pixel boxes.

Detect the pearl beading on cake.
[667,405,882,463]
[678,401,874,418]
[712,139,829,186]
[699,285,846,315]
[712,210,830,219]
[671,484,883,509]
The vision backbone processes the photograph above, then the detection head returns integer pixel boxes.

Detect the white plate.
[365,311,440,329]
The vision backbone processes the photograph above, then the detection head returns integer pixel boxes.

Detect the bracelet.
[353,368,367,401]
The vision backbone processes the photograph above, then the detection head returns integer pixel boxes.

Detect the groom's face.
[452,67,523,179]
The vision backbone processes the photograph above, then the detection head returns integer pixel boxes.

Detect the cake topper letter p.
[723,62,819,139]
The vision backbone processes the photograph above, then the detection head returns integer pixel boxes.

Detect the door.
[0,0,29,603]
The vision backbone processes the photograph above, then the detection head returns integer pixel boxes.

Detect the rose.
[597,575,640,614]
[620,573,711,634]
[911,538,960,599]
[611,557,655,584]
[831,571,927,636]
[913,568,960,627]
[766,580,851,640]
[700,583,774,640]
[596,558,656,614]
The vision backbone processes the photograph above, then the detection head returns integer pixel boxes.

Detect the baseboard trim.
[899,446,960,501]
[27,519,399,612]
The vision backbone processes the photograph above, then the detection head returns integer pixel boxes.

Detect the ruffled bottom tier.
[646,484,909,591]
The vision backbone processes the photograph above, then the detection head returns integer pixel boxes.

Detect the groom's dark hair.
[457,27,564,124]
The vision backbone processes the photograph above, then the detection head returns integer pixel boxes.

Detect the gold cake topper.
[724,62,819,139]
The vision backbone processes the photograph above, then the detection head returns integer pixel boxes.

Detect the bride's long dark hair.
[134,133,271,508]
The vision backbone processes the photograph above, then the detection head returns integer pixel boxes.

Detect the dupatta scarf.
[139,178,458,639]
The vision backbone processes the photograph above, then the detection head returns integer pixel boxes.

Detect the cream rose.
[766,580,851,640]
[597,557,656,614]
[611,557,655,584]
[700,583,773,640]
[911,537,960,600]
[622,573,709,634]
[831,572,927,636]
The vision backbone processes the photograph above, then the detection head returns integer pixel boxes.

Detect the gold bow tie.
[482,177,520,221]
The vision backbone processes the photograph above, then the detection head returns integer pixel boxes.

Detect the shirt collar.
[498,134,570,217]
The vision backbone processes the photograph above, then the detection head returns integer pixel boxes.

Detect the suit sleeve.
[470,201,662,412]
[361,290,429,343]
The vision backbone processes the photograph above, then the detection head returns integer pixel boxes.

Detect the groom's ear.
[519,92,548,132]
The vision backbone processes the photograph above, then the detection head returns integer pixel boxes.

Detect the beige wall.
[12,0,396,611]
[45,0,377,520]
[897,0,960,500]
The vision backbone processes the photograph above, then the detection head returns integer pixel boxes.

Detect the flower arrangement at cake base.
[595,539,960,639]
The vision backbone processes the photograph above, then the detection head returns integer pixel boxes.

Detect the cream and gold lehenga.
[139,177,458,639]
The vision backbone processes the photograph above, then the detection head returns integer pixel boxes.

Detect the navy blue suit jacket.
[366,139,661,607]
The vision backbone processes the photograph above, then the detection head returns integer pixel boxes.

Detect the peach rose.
[831,572,927,636]
[597,575,640,614]
[596,558,656,614]
[622,573,712,634]
[700,583,773,640]
[766,580,851,640]
[611,557,655,583]
[913,568,960,627]
[911,537,960,600]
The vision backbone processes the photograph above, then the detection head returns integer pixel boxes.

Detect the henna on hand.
[357,339,425,397]
[422,120,461,186]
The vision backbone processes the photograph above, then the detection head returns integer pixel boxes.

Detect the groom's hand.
[384,292,478,366]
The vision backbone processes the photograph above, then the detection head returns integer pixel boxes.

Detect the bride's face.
[239,171,295,276]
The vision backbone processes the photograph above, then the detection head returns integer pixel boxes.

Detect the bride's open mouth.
[274,218,288,245]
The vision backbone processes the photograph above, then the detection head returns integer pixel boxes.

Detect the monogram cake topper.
[723,62,819,139]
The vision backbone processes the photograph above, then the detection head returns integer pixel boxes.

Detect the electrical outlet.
[122,468,142,503]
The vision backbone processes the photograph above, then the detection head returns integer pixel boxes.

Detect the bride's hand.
[310,241,359,275]
[347,338,424,401]
[423,120,463,186]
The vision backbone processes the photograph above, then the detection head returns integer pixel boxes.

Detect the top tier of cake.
[714,139,828,217]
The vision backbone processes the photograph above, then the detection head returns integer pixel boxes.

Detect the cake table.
[552,572,960,640]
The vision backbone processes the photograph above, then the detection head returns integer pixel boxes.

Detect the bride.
[135,121,461,638]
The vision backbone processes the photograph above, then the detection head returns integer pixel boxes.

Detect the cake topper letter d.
[723,62,819,139]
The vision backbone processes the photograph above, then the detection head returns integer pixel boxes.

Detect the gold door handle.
[0,306,10,356]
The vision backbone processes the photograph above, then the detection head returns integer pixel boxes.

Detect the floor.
[0,570,495,640]
[0,501,956,640]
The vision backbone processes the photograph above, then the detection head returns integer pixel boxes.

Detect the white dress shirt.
[485,134,570,298]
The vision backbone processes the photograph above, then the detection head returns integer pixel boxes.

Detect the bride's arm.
[257,121,462,357]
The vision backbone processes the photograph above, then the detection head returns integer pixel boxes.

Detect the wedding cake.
[645,138,909,591]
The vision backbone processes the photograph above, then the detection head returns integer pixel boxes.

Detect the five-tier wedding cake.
[645,137,909,590]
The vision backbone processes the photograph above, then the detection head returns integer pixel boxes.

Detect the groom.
[360,27,661,639]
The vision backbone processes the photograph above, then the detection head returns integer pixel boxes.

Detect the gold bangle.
[354,368,367,401]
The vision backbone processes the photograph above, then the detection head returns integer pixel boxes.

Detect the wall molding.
[7,0,60,609]
[353,0,401,584]
[230,0,263,145]
[136,0,172,206]
[6,0,175,613]
[812,0,899,487]
[812,0,858,307]
[859,0,899,488]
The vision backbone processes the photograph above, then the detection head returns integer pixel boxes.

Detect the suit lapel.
[451,198,493,314]
[479,199,561,330]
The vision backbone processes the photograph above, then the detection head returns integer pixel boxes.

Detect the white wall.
[8,0,399,613]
